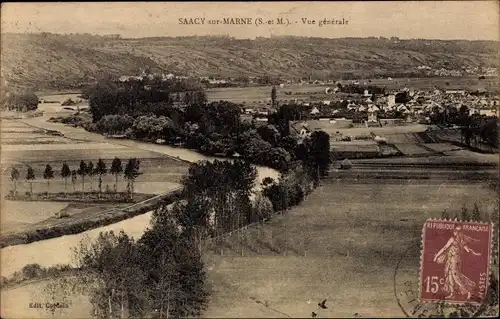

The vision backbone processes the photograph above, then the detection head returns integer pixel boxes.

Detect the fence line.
[205,188,315,246]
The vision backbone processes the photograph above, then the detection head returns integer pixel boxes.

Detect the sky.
[1,1,499,40]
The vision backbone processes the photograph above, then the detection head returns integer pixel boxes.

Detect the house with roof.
[387,94,396,108]
[310,106,320,115]
[289,121,312,139]
[445,89,466,95]
[479,108,497,117]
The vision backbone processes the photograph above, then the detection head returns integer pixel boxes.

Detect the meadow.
[202,179,498,317]
[206,84,327,104]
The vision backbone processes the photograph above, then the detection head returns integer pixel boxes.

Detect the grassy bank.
[0,188,183,248]
[4,191,152,203]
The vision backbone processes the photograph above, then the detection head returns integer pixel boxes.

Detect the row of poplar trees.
[10,157,141,200]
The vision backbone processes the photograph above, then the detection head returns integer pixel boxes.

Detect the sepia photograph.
[0,1,499,318]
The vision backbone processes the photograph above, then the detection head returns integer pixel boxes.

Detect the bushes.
[262,165,314,212]
[251,194,274,222]
[4,191,148,203]
[22,263,44,279]
[5,91,39,111]
[61,98,77,106]
[236,131,293,171]
[96,114,134,134]
[1,263,73,289]
[263,147,292,171]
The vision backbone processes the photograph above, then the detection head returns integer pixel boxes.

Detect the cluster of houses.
[360,88,499,118]
[118,71,188,83]
[243,87,499,126]
[409,65,498,77]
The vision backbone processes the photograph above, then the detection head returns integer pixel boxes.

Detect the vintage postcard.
[1,1,499,318]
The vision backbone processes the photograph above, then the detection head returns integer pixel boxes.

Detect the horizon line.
[1,31,498,42]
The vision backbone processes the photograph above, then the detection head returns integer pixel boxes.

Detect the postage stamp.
[419,219,494,305]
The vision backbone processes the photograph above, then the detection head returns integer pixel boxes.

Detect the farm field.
[0,120,76,145]
[318,124,429,138]
[392,143,435,156]
[202,179,498,317]
[330,142,379,153]
[343,152,499,166]
[207,84,328,104]
[390,142,465,157]
[1,119,189,234]
[0,202,130,235]
[1,156,187,232]
[1,201,69,233]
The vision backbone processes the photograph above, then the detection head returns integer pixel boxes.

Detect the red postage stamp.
[419,219,493,305]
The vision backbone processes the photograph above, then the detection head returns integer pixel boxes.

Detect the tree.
[26,166,35,195]
[87,161,95,192]
[110,157,123,193]
[72,231,148,318]
[95,158,108,195]
[124,158,141,200]
[265,147,291,172]
[194,91,207,105]
[88,77,120,122]
[138,213,181,318]
[184,91,193,105]
[271,85,277,109]
[96,114,134,135]
[306,131,331,183]
[71,170,78,191]
[262,177,287,212]
[61,163,71,192]
[22,263,43,279]
[43,164,55,192]
[269,103,303,136]
[182,159,256,239]
[138,210,209,318]
[7,91,39,111]
[251,193,274,223]
[257,124,281,146]
[10,167,20,196]
[240,135,273,164]
[460,204,469,221]
[441,209,450,220]
[471,203,482,222]
[77,161,88,193]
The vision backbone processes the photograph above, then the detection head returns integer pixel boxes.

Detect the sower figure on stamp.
[433,226,481,300]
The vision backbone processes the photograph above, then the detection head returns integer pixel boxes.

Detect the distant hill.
[1,33,498,91]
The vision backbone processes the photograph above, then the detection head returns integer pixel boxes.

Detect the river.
[1,98,279,277]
